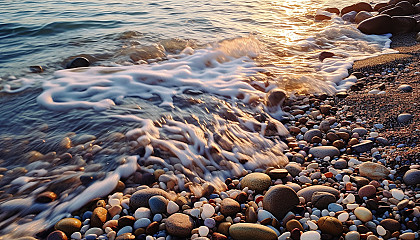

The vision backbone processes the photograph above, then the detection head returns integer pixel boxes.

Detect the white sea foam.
[36,38,265,111]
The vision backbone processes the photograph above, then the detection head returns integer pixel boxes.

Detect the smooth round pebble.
[354,207,372,222]
[300,231,320,240]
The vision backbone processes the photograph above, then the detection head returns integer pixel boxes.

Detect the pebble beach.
[1,1,420,240]
[21,36,419,240]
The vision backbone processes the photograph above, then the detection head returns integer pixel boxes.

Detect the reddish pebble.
[212,232,228,240]
[345,182,353,191]
[358,185,376,198]
[255,196,264,204]
[369,180,380,188]
[325,172,333,178]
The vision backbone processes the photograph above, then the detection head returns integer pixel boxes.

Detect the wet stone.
[317,216,343,236]
[403,169,420,185]
[54,218,82,236]
[129,188,172,209]
[47,230,68,240]
[35,191,57,203]
[311,192,336,209]
[229,223,277,240]
[263,185,299,220]
[240,172,271,192]
[165,213,194,237]
[220,198,240,216]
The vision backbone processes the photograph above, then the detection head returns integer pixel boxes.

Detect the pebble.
[165,213,194,237]
[91,207,108,228]
[300,231,320,240]
[397,113,413,123]
[376,225,386,236]
[263,185,299,220]
[358,162,390,180]
[148,195,168,214]
[47,230,68,240]
[380,219,401,232]
[54,218,82,236]
[134,218,151,229]
[311,192,336,209]
[338,212,349,222]
[398,84,413,92]
[129,188,172,209]
[358,185,376,198]
[345,231,360,240]
[403,169,420,185]
[317,216,343,236]
[201,203,215,219]
[134,207,151,220]
[328,203,343,212]
[400,232,416,240]
[285,163,302,177]
[303,129,323,142]
[308,146,340,158]
[167,200,179,214]
[240,173,271,192]
[229,223,277,240]
[354,207,372,222]
[220,198,240,216]
[390,188,404,200]
[70,232,82,240]
[297,185,339,202]
[198,226,209,237]
[351,140,373,153]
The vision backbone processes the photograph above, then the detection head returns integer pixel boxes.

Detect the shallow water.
[0,0,396,238]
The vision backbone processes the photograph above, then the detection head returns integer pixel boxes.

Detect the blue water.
[1,0,349,78]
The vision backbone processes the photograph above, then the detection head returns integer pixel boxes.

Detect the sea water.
[0,0,395,238]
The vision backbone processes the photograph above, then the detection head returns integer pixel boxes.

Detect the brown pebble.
[36,191,57,203]
[317,216,343,236]
[290,228,301,240]
[115,233,135,240]
[134,228,145,236]
[47,230,68,240]
[380,219,401,232]
[212,232,228,240]
[260,217,272,225]
[217,222,231,236]
[146,221,159,235]
[113,181,125,192]
[91,207,108,228]
[245,206,257,223]
[286,219,303,231]
[235,192,248,204]
[118,216,135,228]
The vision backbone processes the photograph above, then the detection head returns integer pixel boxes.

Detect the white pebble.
[347,204,359,210]
[307,220,318,230]
[377,225,386,236]
[300,231,320,240]
[342,194,355,204]
[167,201,179,214]
[391,189,404,200]
[198,226,209,237]
[201,204,215,219]
[134,207,151,219]
[109,198,121,207]
[343,175,350,182]
[338,212,349,222]
[70,232,82,240]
